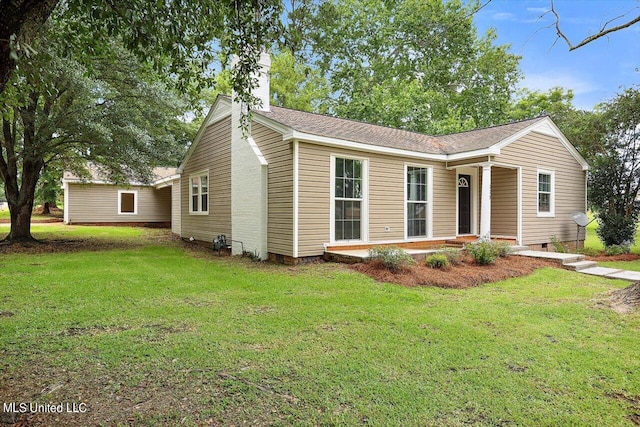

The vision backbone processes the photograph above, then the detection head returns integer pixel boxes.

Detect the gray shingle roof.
[254,105,546,155]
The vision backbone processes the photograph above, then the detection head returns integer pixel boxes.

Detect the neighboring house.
[177,53,589,262]
[63,165,180,231]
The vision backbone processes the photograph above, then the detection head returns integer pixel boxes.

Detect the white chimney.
[230,51,271,112]
[255,51,271,112]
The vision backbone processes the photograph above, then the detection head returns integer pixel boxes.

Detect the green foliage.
[425,253,450,269]
[550,235,569,253]
[440,247,463,266]
[579,246,601,257]
[605,243,631,256]
[586,87,640,248]
[305,0,521,134]
[596,211,638,248]
[466,241,500,265]
[494,241,512,258]
[270,50,329,112]
[368,246,416,272]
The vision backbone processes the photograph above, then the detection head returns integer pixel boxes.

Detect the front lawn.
[0,227,638,425]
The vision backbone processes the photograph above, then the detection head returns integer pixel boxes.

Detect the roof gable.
[182,96,588,169]
[178,95,232,173]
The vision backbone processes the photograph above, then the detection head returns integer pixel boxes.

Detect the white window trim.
[329,154,369,244]
[537,168,555,217]
[189,170,210,215]
[117,190,138,215]
[404,163,433,240]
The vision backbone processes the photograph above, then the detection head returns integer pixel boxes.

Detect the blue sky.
[472,0,640,110]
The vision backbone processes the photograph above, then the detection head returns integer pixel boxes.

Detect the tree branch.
[550,0,640,51]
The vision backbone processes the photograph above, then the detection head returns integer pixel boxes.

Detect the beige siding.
[252,123,294,257]
[67,184,170,223]
[171,178,181,234]
[180,116,232,241]
[490,167,517,236]
[495,131,586,244]
[297,143,456,257]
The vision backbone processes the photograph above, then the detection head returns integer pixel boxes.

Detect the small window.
[189,171,209,214]
[118,190,137,215]
[537,169,555,217]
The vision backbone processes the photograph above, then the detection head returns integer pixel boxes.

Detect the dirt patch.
[350,255,558,288]
[0,238,144,255]
[610,282,640,314]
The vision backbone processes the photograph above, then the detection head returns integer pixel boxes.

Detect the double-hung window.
[334,157,363,241]
[189,171,209,214]
[537,169,554,217]
[406,166,429,237]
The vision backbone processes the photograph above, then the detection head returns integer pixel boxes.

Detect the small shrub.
[494,241,511,258]
[550,235,568,253]
[368,246,415,272]
[605,243,630,256]
[466,241,499,265]
[440,247,463,265]
[426,253,450,269]
[578,246,601,257]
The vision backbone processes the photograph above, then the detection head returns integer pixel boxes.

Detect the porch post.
[480,164,491,240]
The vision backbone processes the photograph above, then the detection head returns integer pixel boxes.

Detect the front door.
[458,174,471,234]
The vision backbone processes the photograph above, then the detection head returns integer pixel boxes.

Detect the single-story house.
[63,164,180,230]
[175,53,589,262]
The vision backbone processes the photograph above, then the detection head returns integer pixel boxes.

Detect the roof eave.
[284,130,448,161]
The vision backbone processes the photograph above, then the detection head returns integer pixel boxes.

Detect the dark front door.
[458,174,471,234]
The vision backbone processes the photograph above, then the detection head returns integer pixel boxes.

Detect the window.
[334,157,363,241]
[189,171,209,214]
[537,169,554,217]
[118,190,137,215]
[406,166,429,237]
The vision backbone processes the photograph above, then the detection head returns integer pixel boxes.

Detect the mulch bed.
[350,255,559,288]
[586,253,640,262]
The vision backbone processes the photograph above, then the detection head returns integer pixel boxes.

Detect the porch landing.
[323,237,516,264]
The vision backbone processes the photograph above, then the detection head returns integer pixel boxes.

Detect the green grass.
[0,226,638,425]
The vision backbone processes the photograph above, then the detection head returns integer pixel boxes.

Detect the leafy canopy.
[303,0,521,134]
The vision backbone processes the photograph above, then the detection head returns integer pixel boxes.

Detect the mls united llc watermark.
[3,402,88,414]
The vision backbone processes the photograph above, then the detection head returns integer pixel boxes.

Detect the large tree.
[587,86,640,248]
[0,1,282,100]
[0,24,192,242]
[305,0,521,134]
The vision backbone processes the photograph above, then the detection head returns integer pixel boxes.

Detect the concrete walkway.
[514,249,640,281]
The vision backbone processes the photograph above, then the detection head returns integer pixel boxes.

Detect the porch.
[448,160,520,245]
[323,236,518,263]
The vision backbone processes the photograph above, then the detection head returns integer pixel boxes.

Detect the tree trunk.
[6,200,35,243]
[1,159,42,244]
[42,201,50,214]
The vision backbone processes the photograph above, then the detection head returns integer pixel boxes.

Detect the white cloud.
[520,71,600,109]
[492,12,516,21]
[526,7,549,14]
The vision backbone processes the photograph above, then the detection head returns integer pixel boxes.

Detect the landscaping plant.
[466,241,500,265]
[367,246,415,272]
[425,253,450,269]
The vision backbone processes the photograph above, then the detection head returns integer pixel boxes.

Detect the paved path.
[514,249,640,281]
